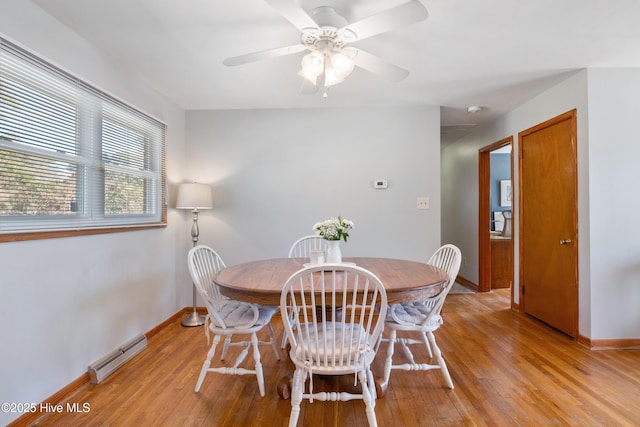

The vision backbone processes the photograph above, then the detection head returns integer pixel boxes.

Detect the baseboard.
[450,280,640,350]
[455,275,479,292]
[146,307,198,340]
[6,372,91,427]
[7,307,196,427]
[577,335,640,350]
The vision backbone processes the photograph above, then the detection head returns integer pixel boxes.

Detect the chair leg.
[361,369,378,427]
[383,328,397,384]
[251,333,266,397]
[420,332,433,359]
[422,331,433,358]
[267,322,281,360]
[221,335,231,360]
[427,331,454,389]
[195,334,221,392]
[366,365,377,400]
[288,368,304,427]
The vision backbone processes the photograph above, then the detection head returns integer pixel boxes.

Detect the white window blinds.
[0,37,166,234]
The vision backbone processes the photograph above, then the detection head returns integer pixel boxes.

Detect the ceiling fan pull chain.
[322,57,329,98]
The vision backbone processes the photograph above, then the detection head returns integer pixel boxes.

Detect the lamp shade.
[176,183,213,210]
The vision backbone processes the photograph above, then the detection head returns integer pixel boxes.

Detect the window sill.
[0,223,167,243]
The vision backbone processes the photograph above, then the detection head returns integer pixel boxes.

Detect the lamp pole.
[176,182,212,328]
[182,208,205,327]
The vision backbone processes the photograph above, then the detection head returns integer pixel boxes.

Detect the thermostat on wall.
[373,180,388,189]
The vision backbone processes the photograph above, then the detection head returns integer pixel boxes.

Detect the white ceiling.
[32,0,640,142]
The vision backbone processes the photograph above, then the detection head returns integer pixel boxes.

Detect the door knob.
[560,239,572,245]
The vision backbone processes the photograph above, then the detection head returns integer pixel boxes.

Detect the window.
[0,38,166,241]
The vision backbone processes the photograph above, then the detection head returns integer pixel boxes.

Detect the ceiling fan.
[223,0,429,96]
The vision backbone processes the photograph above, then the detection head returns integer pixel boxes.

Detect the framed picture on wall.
[500,180,512,207]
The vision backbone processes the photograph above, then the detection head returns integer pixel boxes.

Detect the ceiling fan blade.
[351,48,409,82]
[264,0,319,32]
[340,0,428,42]
[223,44,306,66]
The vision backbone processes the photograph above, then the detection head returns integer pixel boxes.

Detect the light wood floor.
[32,289,640,426]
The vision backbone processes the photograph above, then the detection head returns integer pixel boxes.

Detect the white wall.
[0,2,187,425]
[186,106,442,265]
[443,70,588,288]
[443,68,640,340]
[587,69,640,339]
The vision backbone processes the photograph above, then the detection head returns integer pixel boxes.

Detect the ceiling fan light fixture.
[323,52,353,87]
[324,65,345,87]
[330,51,355,78]
[299,49,354,88]
[300,51,324,77]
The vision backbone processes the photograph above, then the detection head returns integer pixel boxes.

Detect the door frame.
[478,136,513,299]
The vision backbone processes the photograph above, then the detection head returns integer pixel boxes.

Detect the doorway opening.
[478,137,514,303]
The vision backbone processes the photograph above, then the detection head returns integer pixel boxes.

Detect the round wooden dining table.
[213,257,450,398]
[213,257,449,306]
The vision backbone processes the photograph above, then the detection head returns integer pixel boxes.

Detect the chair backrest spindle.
[288,235,329,258]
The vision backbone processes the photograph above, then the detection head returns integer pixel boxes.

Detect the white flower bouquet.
[313,216,354,243]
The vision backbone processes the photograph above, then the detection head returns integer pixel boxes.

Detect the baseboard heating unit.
[88,334,148,384]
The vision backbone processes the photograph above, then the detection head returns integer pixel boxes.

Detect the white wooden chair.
[287,235,328,258]
[188,245,281,397]
[281,235,330,348]
[281,264,388,427]
[381,244,462,390]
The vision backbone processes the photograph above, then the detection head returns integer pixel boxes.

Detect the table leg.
[375,377,388,398]
[277,342,294,399]
[277,376,292,399]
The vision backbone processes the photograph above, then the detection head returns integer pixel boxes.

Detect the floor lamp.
[177,182,213,327]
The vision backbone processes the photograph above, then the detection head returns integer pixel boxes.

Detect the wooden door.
[519,110,578,337]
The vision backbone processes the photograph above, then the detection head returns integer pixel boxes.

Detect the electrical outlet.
[417,197,429,210]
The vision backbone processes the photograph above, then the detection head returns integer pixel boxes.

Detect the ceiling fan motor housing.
[301,7,356,53]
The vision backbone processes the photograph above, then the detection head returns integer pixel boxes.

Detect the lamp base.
[181,310,205,327]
